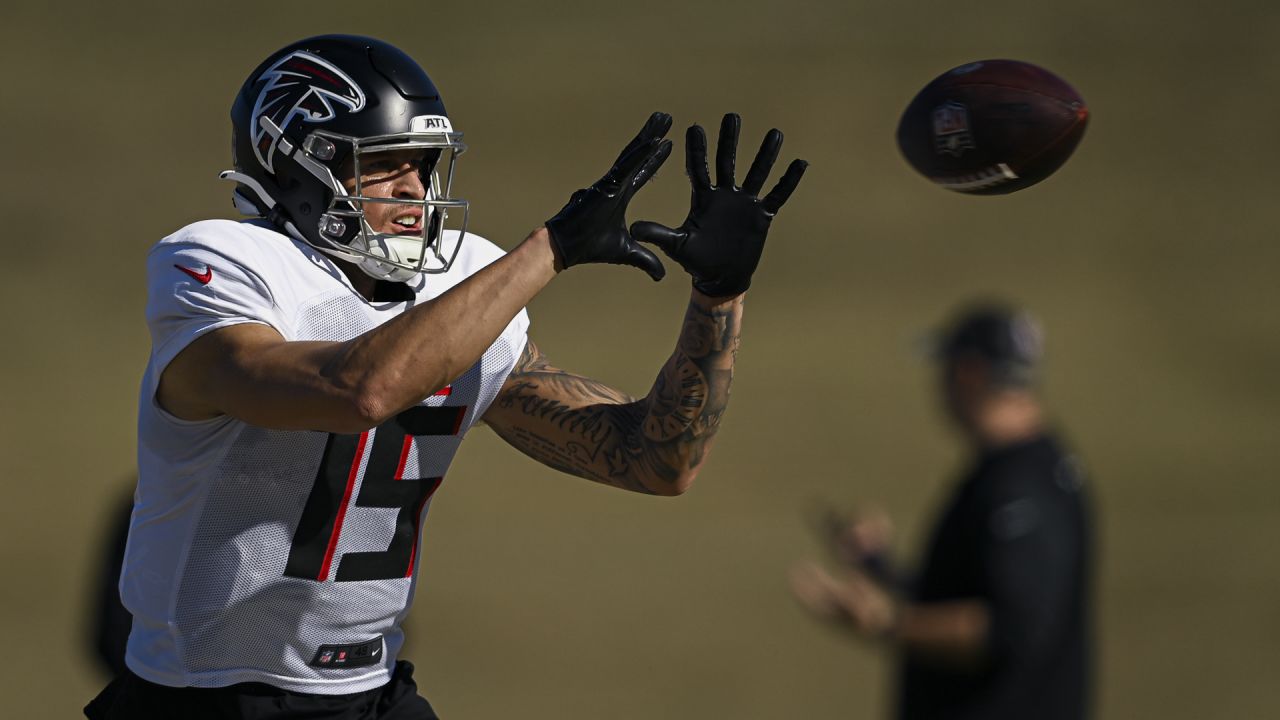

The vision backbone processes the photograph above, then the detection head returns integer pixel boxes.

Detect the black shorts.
[84,660,439,720]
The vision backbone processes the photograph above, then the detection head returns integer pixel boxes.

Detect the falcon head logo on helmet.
[249,51,366,173]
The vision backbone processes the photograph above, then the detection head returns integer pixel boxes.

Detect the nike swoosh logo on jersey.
[174,263,213,284]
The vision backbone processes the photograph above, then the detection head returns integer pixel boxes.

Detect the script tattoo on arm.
[484,296,743,495]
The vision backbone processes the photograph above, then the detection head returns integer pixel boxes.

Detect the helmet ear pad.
[266,136,361,246]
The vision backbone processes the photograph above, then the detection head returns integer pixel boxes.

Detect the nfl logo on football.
[932,101,976,156]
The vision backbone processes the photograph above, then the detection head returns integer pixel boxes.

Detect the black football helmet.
[224,35,468,281]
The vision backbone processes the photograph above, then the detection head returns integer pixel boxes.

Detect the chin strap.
[217,170,318,254]
[219,170,276,214]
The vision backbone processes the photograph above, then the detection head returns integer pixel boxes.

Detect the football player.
[85,34,806,719]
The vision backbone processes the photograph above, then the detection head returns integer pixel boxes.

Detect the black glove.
[630,113,807,297]
[545,112,674,280]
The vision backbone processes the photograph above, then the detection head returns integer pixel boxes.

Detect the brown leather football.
[896,60,1089,195]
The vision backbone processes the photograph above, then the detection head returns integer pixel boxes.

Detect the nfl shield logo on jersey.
[933,101,976,156]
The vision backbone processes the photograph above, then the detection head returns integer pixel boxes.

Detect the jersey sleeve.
[143,240,285,399]
[511,306,530,352]
[977,468,1084,668]
[450,231,530,354]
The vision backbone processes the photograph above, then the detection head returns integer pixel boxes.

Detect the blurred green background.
[2,0,1277,717]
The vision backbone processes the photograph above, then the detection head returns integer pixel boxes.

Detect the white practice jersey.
[125,219,528,694]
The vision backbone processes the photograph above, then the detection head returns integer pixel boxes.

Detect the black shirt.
[897,434,1092,720]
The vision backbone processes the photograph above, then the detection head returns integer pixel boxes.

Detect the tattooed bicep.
[501,335,637,404]
[511,339,556,376]
[503,339,635,406]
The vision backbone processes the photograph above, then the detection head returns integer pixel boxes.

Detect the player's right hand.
[545,112,674,280]
[630,113,807,297]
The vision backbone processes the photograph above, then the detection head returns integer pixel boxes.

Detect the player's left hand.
[630,113,808,298]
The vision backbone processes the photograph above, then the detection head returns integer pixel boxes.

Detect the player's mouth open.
[390,213,422,233]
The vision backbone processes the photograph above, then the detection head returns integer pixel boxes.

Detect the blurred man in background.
[791,302,1093,720]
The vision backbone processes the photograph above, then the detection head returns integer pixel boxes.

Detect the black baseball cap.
[928,302,1045,384]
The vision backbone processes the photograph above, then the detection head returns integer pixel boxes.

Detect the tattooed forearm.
[648,298,740,443]
[487,296,744,495]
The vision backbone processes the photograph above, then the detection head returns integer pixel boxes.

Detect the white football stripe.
[935,163,1019,191]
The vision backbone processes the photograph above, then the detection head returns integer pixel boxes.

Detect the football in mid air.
[896,59,1089,195]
